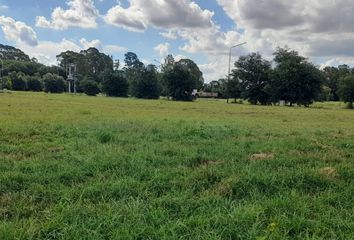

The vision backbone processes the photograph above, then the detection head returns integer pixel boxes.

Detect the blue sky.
[0,0,353,81]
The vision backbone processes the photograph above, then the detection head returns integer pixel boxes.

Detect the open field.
[0,92,354,239]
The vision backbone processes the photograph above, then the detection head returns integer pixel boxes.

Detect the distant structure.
[66,64,77,94]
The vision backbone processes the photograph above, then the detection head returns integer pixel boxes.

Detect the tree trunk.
[227,98,229,104]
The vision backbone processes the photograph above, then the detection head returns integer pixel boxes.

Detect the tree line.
[1,44,354,108]
[203,48,354,108]
[0,44,204,101]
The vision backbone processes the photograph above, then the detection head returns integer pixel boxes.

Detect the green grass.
[0,91,353,239]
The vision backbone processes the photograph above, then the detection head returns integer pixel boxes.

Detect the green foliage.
[9,72,26,91]
[101,71,129,97]
[130,65,161,99]
[0,44,31,61]
[224,76,241,102]
[80,79,100,96]
[161,58,203,101]
[337,75,354,109]
[269,48,324,106]
[57,47,113,82]
[162,62,198,101]
[233,53,272,105]
[43,73,65,93]
[26,76,43,92]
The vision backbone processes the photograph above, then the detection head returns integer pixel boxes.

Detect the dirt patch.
[320,167,339,178]
[200,160,224,166]
[249,153,274,161]
[48,147,65,153]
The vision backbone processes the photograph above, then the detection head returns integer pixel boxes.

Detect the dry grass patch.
[320,167,339,178]
[249,153,275,161]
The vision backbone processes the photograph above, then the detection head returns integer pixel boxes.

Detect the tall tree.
[232,53,271,105]
[269,48,324,106]
[162,61,200,101]
[101,71,129,97]
[337,75,354,109]
[131,65,161,99]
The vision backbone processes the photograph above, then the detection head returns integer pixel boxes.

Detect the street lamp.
[228,42,247,81]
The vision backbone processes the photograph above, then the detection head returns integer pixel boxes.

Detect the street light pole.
[228,42,247,81]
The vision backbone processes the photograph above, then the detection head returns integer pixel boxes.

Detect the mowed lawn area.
[0,92,354,240]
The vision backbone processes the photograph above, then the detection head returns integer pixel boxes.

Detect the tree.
[9,72,26,91]
[232,53,271,104]
[269,48,324,107]
[80,79,100,96]
[123,52,144,95]
[162,63,198,101]
[26,75,42,92]
[43,73,65,93]
[177,59,204,90]
[0,44,31,61]
[101,71,129,97]
[224,76,241,103]
[337,75,354,109]
[131,65,161,99]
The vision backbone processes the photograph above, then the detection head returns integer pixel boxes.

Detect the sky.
[0,0,353,82]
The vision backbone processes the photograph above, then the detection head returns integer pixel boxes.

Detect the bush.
[130,66,161,99]
[9,72,26,91]
[43,73,65,93]
[80,79,100,96]
[337,75,354,109]
[26,76,42,92]
[101,71,129,97]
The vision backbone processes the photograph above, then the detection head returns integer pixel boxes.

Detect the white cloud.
[36,0,99,30]
[154,42,170,57]
[103,44,127,53]
[0,16,38,46]
[18,38,81,65]
[0,5,8,11]
[18,37,126,66]
[80,38,103,50]
[216,0,354,58]
[159,30,178,40]
[104,0,214,31]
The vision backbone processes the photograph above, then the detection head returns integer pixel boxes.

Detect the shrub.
[43,73,65,93]
[80,79,100,96]
[101,71,129,97]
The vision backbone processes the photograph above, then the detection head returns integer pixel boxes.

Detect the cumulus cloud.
[217,0,354,58]
[36,0,99,30]
[104,0,214,31]
[0,16,38,46]
[154,43,170,57]
[18,38,126,66]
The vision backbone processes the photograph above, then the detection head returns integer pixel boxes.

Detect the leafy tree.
[43,73,65,93]
[232,53,271,104]
[80,79,100,96]
[0,44,31,61]
[224,76,241,103]
[177,59,204,90]
[9,72,26,91]
[162,63,198,101]
[57,47,113,84]
[123,52,144,95]
[131,65,161,99]
[337,75,354,109]
[269,48,324,106]
[26,75,42,92]
[101,71,129,97]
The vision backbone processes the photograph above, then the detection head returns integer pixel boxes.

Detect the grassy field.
[0,91,353,240]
